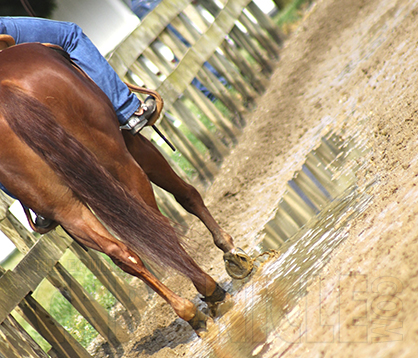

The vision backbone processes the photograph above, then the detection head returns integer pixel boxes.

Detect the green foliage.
[48,291,99,348]
[0,0,57,18]
[271,0,294,11]
[274,0,313,27]
[46,251,117,348]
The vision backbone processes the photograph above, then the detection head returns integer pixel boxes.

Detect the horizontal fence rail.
[0,0,282,356]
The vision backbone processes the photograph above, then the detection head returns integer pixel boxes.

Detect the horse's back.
[0,42,128,161]
[0,43,129,213]
[0,43,119,133]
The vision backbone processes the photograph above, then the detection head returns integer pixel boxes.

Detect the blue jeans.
[0,17,141,199]
[0,17,140,124]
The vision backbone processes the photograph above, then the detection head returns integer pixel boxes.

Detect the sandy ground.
[91,0,418,356]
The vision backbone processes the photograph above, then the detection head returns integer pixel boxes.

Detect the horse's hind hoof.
[223,247,253,279]
[208,292,234,318]
[202,283,226,304]
[187,309,210,337]
[202,284,231,317]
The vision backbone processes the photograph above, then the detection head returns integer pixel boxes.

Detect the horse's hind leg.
[122,133,233,252]
[59,204,213,332]
[123,132,253,279]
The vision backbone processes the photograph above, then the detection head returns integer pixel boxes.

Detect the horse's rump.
[0,44,200,279]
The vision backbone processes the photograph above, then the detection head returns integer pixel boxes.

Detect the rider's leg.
[0,17,152,132]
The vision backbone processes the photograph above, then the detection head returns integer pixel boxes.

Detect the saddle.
[0,34,164,127]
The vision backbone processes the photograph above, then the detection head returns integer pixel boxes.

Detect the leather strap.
[124,82,164,127]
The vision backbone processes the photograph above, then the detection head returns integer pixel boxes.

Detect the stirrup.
[120,96,157,135]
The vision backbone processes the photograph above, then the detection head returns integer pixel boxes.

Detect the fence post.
[239,11,280,59]
[15,295,92,358]
[230,25,273,74]
[68,243,147,322]
[0,314,49,358]
[170,101,231,161]
[159,117,218,185]
[247,1,283,45]
[220,40,267,95]
[47,262,130,348]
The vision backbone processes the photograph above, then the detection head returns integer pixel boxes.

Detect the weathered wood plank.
[239,11,280,59]
[247,1,283,45]
[69,242,146,322]
[108,0,192,73]
[155,28,235,158]
[157,0,254,110]
[171,100,230,162]
[220,40,267,94]
[153,186,188,227]
[195,0,221,17]
[112,0,255,113]
[0,215,33,255]
[183,85,240,142]
[159,27,189,60]
[13,238,65,293]
[131,58,162,88]
[196,64,247,116]
[5,212,38,251]
[143,46,174,77]
[0,234,70,324]
[0,315,49,358]
[16,295,92,358]
[168,16,197,46]
[47,262,130,348]
[230,25,273,73]
[208,51,259,101]
[0,270,29,325]
[0,193,13,221]
[182,3,210,34]
[159,117,217,185]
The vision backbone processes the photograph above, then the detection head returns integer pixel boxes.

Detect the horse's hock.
[0,0,282,357]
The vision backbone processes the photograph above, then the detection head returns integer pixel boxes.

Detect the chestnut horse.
[0,42,252,332]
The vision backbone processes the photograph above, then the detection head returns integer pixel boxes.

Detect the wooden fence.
[0,0,282,356]
[108,0,282,224]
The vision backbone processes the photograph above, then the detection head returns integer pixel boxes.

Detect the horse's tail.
[0,83,202,280]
